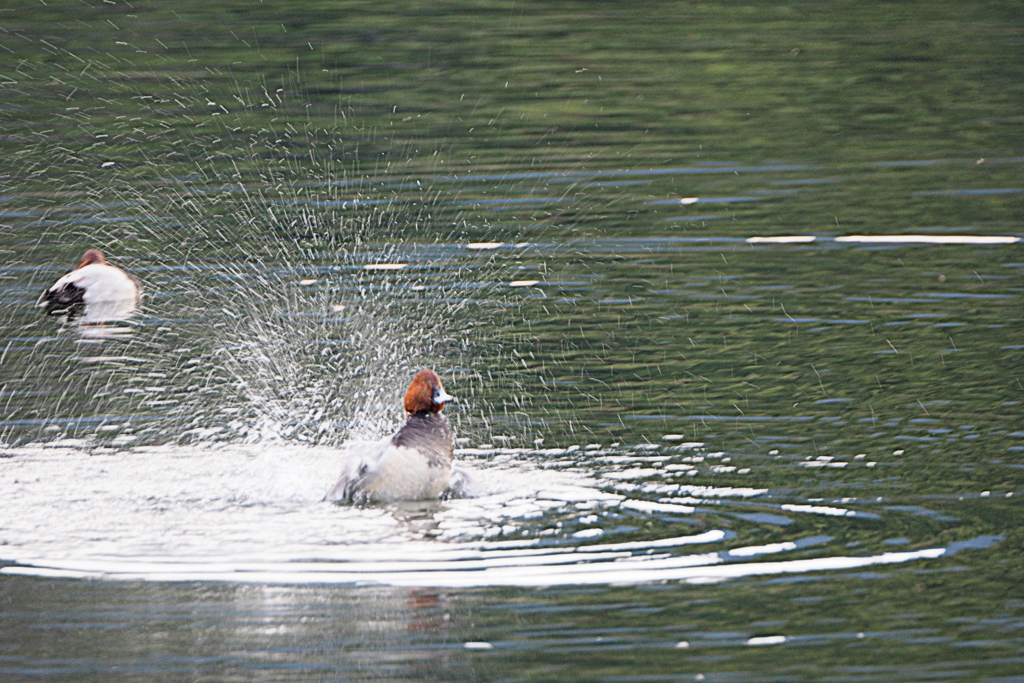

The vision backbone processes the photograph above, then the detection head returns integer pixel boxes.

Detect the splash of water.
[0,40,566,449]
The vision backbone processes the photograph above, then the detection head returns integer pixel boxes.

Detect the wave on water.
[0,442,1001,587]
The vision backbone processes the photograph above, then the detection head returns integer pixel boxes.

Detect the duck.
[324,369,456,504]
[38,248,141,320]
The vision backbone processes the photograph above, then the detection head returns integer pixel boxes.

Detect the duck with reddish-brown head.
[39,248,141,322]
[324,370,456,504]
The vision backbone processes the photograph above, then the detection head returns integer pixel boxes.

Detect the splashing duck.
[38,248,141,321]
[325,369,457,504]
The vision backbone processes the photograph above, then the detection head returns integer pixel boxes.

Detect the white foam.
[781,504,855,517]
[835,235,1020,245]
[728,542,797,557]
[573,528,604,539]
[603,468,660,480]
[746,636,787,646]
[0,546,948,587]
[662,486,768,498]
[746,236,816,244]
[620,500,696,515]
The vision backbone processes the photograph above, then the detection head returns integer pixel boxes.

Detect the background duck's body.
[39,249,140,320]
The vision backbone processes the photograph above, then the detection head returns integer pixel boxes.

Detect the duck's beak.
[433,387,455,405]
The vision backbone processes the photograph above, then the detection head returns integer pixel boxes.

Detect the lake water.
[1,2,1022,681]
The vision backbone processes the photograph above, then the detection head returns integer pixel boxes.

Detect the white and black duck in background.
[39,248,141,324]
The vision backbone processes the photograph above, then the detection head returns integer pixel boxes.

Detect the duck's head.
[77,249,107,268]
[403,369,455,415]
